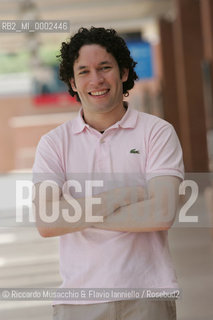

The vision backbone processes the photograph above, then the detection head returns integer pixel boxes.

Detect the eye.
[79,70,88,75]
[101,66,111,70]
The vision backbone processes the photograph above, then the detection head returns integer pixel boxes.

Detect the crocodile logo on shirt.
[130,148,140,154]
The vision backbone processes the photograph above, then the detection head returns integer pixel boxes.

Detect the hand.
[121,185,146,206]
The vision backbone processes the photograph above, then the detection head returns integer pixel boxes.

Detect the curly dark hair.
[57,27,138,101]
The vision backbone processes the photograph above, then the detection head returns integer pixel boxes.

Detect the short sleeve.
[146,122,184,181]
[32,135,65,188]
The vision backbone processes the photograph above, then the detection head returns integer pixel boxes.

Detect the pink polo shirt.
[33,105,184,304]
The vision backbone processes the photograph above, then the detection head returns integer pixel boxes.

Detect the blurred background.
[0,0,213,319]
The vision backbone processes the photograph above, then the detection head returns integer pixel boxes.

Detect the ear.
[121,68,129,82]
[70,78,77,92]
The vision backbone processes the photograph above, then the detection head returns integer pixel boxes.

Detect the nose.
[89,70,104,86]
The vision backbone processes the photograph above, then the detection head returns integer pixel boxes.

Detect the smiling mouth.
[89,89,110,96]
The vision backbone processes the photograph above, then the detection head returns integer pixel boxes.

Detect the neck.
[82,103,127,132]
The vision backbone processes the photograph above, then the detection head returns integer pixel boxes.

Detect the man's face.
[70,44,128,115]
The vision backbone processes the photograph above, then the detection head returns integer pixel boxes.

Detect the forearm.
[36,192,111,237]
[94,176,181,233]
[36,196,88,237]
[93,187,178,232]
[35,186,144,237]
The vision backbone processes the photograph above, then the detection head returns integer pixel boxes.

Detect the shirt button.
[100,139,105,144]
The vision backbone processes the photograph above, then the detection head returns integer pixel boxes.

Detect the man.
[33,27,184,320]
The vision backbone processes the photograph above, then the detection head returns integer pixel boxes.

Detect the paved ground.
[0,184,213,320]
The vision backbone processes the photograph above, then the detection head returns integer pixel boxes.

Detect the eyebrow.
[99,61,111,65]
[76,61,112,71]
[77,66,87,71]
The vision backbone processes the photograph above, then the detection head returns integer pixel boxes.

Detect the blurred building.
[0,0,212,172]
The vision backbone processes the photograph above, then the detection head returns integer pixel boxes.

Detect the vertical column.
[200,0,213,129]
[0,98,14,172]
[200,0,213,62]
[159,19,180,138]
[173,0,209,171]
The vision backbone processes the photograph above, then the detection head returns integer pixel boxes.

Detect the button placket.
[97,137,110,171]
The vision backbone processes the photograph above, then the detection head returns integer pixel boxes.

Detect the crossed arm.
[94,176,181,232]
[33,175,181,237]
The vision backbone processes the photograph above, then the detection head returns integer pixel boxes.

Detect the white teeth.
[90,90,108,96]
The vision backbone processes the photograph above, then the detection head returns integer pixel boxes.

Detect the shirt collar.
[72,108,88,134]
[116,102,138,129]
[71,102,138,134]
